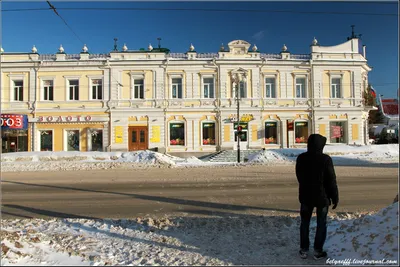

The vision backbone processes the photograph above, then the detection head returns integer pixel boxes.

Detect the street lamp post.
[231,71,247,163]
[236,77,240,163]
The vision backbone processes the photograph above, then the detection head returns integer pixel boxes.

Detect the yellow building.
[0,38,373,154]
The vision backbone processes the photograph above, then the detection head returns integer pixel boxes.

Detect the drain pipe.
[105,59,112,152]
[162,58,169,154]
[30,56,41,152]
[211,57,222,151]
[152,70,156,103]
[310,60,316,134]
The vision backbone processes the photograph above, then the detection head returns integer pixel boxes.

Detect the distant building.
[380,98,399,127]
[1,37,373,153]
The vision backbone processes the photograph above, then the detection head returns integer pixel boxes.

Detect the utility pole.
[231,70,247,163]
[236,80,240,163]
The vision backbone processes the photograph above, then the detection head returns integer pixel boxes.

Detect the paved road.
[1,165,398,219]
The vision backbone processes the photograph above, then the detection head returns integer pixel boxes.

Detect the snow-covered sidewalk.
[1,144,398,172]
[1,203,398,266]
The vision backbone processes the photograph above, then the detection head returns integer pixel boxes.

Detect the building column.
[281,119,288,148]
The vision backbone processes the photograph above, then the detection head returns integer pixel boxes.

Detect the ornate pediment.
[231,67,248,74]
[228,40,251,55]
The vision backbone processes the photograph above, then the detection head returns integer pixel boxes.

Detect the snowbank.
[1,150,176,165]
[1,204,398,266]
[247,144,399,165]
[1,151,176,172]
[325,202,399,265]
[1,144,398,172]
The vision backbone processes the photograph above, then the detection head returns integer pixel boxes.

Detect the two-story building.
[0,37,372,154]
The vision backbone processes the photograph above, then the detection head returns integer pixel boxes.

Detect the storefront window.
[89,129,103,151]
[170,123,185,146]
[295,121,308,143]
[330,121,347,143]
[265,122,278,144]
[40,130,53,151]
[202,122,216,145]
[66,130,80,151]
[1,114,29,153]
[1,129,28,153]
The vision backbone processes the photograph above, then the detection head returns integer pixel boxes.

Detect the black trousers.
[300,203,328,252]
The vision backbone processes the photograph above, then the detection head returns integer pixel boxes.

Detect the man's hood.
[307,134,327,154]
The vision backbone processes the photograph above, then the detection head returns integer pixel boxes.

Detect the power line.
[46,1,84,45]
[2,6,398,17]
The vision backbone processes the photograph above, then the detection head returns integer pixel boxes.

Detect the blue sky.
[1,1,398,98]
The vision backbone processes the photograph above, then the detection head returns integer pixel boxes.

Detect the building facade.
[0,38,372,154]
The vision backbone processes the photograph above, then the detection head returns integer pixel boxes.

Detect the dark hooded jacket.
[296,134,339,208]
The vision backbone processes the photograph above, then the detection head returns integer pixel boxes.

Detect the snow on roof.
[381,99,399,116]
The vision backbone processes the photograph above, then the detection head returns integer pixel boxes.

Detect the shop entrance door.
[1,131,28,153]
[128,126,148,151]
[233,122,248,150]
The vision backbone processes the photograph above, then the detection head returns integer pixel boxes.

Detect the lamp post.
[231,71,247,163]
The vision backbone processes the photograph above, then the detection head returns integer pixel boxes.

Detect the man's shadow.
[2,203,327,265]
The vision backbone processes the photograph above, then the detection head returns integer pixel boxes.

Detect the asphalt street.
[1,165,398,219]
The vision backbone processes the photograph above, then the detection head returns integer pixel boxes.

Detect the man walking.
[295,134,339,260]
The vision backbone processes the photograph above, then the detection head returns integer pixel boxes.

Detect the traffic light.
[237,125,243,134]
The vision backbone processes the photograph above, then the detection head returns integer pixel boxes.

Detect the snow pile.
[119,151,176,166]
[183,156,204,164]
[1,151,176,172]
[325,144,399,164]
[247,150,294,164]
[247,144,399,165]
[1,151,176,165]
[1,144,398,172]
[1,204,399,266]
[325,202,399,265]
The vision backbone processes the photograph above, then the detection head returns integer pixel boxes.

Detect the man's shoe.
[299,249,308,259]
[313,251,327,260]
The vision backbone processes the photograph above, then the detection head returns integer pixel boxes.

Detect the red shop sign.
[1,114,28,130]
[331,126,342,138]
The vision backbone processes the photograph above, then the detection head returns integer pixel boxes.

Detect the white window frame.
[233,81,247,99]
[330,75,343,99]
[170,75,183,99]
[87,128,104,151]
[64,129,81,151]
[64,76,81,101]
[38,129,54,151]
[39,76,55,101]
[133,78,145,99]
[87,75,104,101]
[295,76,308,99]
[201,121,216,146]
[13,80,24,102]
[129,72,145,100]
[264,76,277,99]
[8,74,25,102]
[201,75,215,99]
